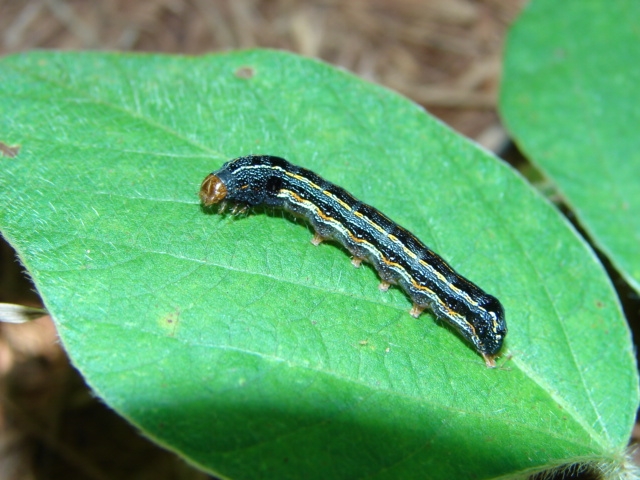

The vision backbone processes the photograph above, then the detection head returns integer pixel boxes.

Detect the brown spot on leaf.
[0,142,20,158]
[160,308,181,336]
[235,66,255,79]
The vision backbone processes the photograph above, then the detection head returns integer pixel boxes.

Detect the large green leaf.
[500,0,640,293]
[0,50,637,479]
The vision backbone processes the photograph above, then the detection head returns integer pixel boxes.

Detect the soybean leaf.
[500,0,640,293]
[0,50,636,479]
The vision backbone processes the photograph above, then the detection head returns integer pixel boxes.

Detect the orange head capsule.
[199,174,228,206]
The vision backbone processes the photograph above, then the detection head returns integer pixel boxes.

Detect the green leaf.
[0,50,637,479]
[500,0,640,293]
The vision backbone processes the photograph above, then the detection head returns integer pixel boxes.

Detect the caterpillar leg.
[482,353,497,368]
[351,257,363,268]
[378,281,390,291]
[230,204,248,215]
[311,233,325,246]
[409,304,424,318]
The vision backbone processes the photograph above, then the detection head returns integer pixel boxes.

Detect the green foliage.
[501,0,640,293]
[0,49,636,479]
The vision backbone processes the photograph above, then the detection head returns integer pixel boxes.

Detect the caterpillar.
[199,155,506,367]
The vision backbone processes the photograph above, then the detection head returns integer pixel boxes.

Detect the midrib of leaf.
[33,229,398,310]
